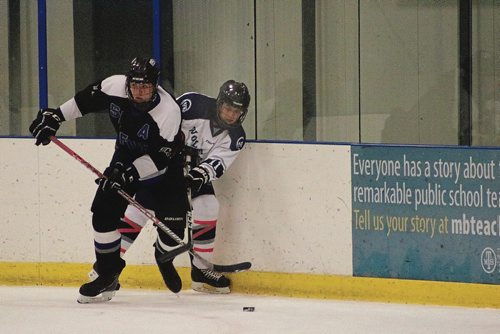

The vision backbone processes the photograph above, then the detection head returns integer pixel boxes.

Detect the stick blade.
[213,261,252,273]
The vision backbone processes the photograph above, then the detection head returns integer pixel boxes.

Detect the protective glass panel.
[472,2,500,146]
[359,1,459,145]
[47,0,154,137]
[4,0,496,146]
[1,1,39,137]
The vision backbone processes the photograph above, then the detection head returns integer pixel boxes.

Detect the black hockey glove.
[29,108,63,146]
[185,166,210,193]
[182,145,200,164]
[97,162,140,192]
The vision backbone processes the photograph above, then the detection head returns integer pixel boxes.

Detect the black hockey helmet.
[215,80,250,129]
[126,57,160,101]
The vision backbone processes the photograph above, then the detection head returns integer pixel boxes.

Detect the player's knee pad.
[118,205,152,246]
[192,194,219,221]
[123,205,150,228]
[92,211,122,233]
[91,187,128,215]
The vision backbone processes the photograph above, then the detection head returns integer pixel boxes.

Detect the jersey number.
[205,158,224,178]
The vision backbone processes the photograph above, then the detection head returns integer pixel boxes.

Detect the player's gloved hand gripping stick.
[50,136,251,273]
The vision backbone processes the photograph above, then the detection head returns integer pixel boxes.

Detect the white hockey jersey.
[177,92,246,182]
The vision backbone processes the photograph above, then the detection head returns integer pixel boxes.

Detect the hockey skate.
[191,266,230,294]
[77,260,125,304]
[88,262,121,291]
[155,249,182,293]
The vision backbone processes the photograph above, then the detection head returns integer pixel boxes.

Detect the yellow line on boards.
[1,262,499,309]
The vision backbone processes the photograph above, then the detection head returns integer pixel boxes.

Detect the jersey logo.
[118,132,148,153]
[110,103,122,118]
[137,124,150,140]
[180,99,192,113]
[236,136,245,150]
[159,146,172,158]
[118,132,129,145]
[189,126,199,148]
[91,85,99,96]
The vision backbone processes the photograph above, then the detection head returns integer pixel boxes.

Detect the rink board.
[1,138,500,307]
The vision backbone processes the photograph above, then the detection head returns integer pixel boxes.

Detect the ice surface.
[0,286,499,334]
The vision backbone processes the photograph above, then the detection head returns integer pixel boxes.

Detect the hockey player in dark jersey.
[29,57,188,303]
[118,80,250,294]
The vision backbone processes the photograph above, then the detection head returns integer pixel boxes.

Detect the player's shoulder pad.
[228,126,246,151]
[177,92,215,121]
[149,86,181,138]
[157,86,181,112]
[100,75,127,98]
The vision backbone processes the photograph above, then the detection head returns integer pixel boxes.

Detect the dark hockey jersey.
[58,75,181,180]
[177,92,246,181]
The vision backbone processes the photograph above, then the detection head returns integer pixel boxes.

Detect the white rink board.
[0,138,352,275]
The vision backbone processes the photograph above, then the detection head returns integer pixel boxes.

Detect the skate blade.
[192,282,230,294]
[77,290,116,304]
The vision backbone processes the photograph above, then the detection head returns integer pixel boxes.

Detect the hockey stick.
[156,153,193,263]
[49,136,251,273]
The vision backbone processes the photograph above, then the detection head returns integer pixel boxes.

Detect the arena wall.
[1,137,500,308]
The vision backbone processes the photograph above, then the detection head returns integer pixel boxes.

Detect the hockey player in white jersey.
[180,80,249,293]
[119,80,250,293]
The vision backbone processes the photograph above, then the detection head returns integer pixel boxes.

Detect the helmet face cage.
[215,80,250,129]
[126,57,160,101]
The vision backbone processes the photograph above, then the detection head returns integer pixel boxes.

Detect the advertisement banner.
[352,145,500,283]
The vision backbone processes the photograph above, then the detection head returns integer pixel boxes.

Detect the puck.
[243,306,255,312]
